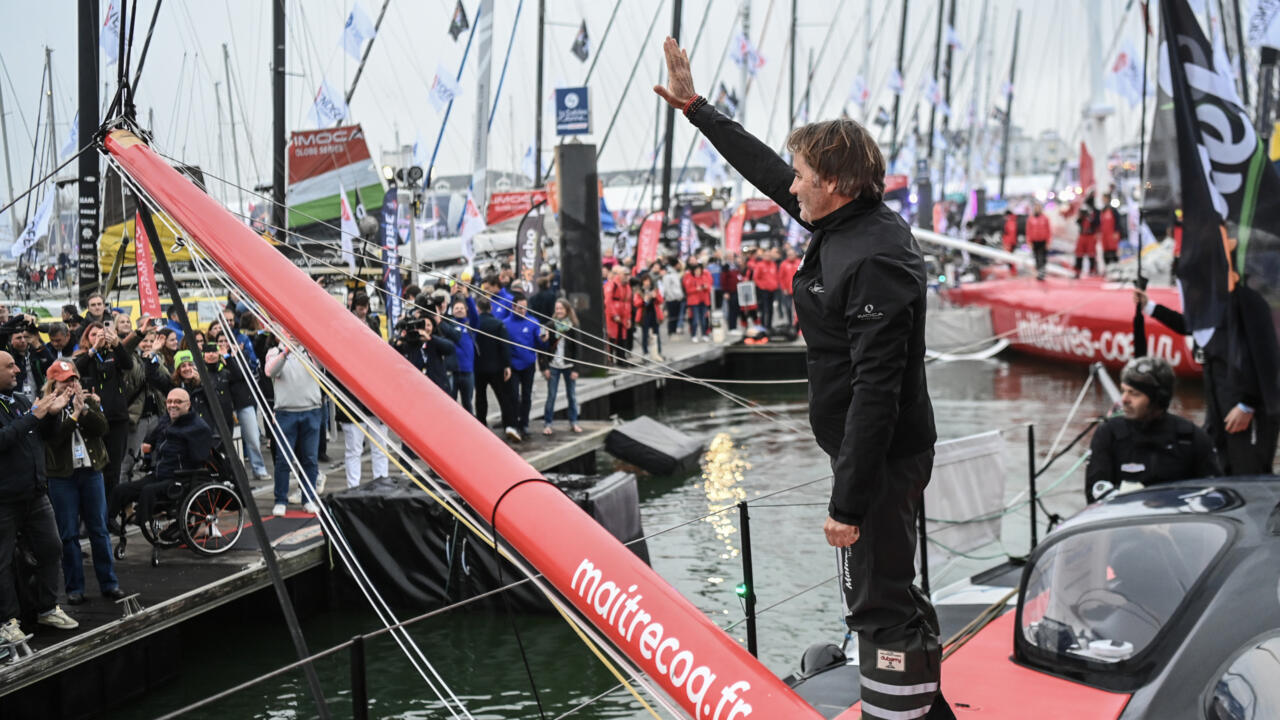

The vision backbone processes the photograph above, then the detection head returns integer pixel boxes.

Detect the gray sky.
[0,0,1213,212]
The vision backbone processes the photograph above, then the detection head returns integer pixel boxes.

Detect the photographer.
[395,314,455,392]
[74,321,141,494]
[1,314,54,397]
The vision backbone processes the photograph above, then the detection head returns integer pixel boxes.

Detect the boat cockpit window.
[1206,634,1280,719]
[1020,521,1227,665]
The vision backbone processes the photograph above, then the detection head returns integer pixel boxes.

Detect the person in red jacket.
[1074,198,1100,278]
[1024,203,1052,280]
[633,274,665,359]
[749,247,780,328]
[681,263,713,341]
[1001,210,1019,274]
[603,265,633,363]
[1098,194,1124,267]
[778,246,801,328]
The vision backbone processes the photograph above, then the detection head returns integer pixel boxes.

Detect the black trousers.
[475,370,516,429]
[103,418,130,495]
[0,495,63,621]
[757,288,775,328]
[506,365,536,433]
[833,449,952,719]
[1031,241,1048,279]
[109,476,175,525]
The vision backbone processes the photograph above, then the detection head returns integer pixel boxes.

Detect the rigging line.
[722,574,836,631]
[487,0,526,131]
[786,0,849,128]
[133,184,476,718]
[146,152,809,433]
[0,54,34,146]
[0,145,93,218]
[816,1,893,122]
[164,53,187,150]
[671,0,739,186]
[172,235,670,718]
[592,0,666,160]
[20,57,49,224]
[583,0,624,84]
[1042,370,1096,465]
[128,0,165,96]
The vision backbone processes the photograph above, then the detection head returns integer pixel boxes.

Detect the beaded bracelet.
[683,95,707,118]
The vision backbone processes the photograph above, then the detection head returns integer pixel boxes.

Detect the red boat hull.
[944,277,1203,378]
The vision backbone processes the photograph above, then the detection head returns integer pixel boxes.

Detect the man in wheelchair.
[108,388,213,540]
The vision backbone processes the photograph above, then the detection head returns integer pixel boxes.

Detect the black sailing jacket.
[689,103,936,524]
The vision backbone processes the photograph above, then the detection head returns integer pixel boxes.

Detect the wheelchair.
[114,445,246,567]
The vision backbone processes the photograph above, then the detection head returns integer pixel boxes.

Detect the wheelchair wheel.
[138,515,183,549]
[180,483,244,556]
[113,540,126,560]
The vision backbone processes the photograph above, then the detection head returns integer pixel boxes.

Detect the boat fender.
[797,642,847,679]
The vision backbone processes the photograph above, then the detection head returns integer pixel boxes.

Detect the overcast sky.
[0,0,1242,211]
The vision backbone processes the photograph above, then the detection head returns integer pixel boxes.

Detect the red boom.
[105,130,822,719]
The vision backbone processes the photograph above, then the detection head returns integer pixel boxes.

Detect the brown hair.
[786,119,885,201]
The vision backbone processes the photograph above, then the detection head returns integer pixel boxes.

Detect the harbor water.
[115,355,1205,719]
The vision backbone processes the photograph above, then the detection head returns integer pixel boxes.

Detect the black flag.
[1158,0,1280,340]
[571,21,590,62]
[873,106,891,127]
[515,202,547,282]
[714,82,739,118]
[448,0,469,41]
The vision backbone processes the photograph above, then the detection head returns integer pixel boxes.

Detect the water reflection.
[701,432,750,563]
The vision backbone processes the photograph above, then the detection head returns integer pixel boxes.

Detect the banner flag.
[731,33,765,75]
[459,191,485,266]
[945,24,963,51]
[699,139,727,185]
[449,0,470,41]
[10,189,55,258]
[61,113,79,159]
[873,106,891,126]
[715,82,740,117]
[101,2,121,64]
[678,204,696,260]
[308,79,349,127]
[636,211,665,269]
[849,76,870,107]
[132,211,163,319]
[724,204,746,255]
[342,2,376,60]
[887,69,903,94]
[338,181,359,271]
[571,20,590,62]
[429,64,464,113]
[1159,0,1280,344]
[379,190,403,327]
[1109,39,1146,107]
[515,201,547,283]
[1248,0,1280,48]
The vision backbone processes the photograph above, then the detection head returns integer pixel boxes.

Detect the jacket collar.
[810,194,881,230]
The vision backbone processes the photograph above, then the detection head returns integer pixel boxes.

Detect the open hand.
[653,37,697,109]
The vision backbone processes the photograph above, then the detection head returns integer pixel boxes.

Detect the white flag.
[101,2,121,64]
[61,113,79,159]
[459,191,484,265]
[338,181,358,271]
[730,33,765,75]
[521,143,536,182]
[887,69,904,94]
[411,132,428,168]
[10,189,55,258]
[342,3,376,61]
[848,75,869,106]
[945,25,963,51]
[308,79,349,128]
[699,139,727,185]
[429,64,463,113]
[1249,0,1280,48]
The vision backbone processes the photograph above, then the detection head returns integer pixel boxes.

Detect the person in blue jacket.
[441,299,477,413]
[503,293,542,438]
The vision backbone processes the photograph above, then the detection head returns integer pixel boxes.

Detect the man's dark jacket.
[147,411,213,482]
[9,344,54,394]
[1084,413,1220,502]
[473,312,513,375]
[690,103,936,525]
[0,392,59,502]
[75,334,138,421]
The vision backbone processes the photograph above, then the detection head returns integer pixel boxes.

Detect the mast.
[1231,0,1250,107]
[0,69,17,237]
[535,0,544,185]
[735,0,748,203]
[859,0,872,124]
[271,0,286,238]
[471,0,494,214]
[998,10,1020,199]
[938,0,957,202]
[215,81,227,207]
[926,0,944,163]
[45,47,59,257]
[1082,0,1112,200]
[660,0,683,218]
[789,0,796,134]
[223,44,246,216]
[890,0,909,168]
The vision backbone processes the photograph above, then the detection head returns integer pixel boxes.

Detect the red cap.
[46,359,79,382]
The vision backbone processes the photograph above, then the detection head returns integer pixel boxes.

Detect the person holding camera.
[74,321,141,496]
[397,314,456,392]
[40,360,125,605]
[1,314,54,398]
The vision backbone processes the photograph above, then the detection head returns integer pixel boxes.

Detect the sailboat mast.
[789,0,796,133]
[998,10,1020,200]
[0,76,17,237]
[78,0,100,303]
[938,0,957,202]
[471,0,494,213]
[214,81,228,207]
[271,0,286,237]
[660,0,683,217]
[890,0,909,167]
[926,0,944,163]
[223,44,246,216]
[45,47,59,258]
[859,0,871,125]
[535,0,544,185]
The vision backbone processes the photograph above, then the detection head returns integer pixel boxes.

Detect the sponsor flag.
[849,75,870,107]
[379,190,403,327]
[132,211,163,319]
[61,113,79,159]
[308,79,349,128]
[1248,0,1280,48]
[731,33,765,75]
[338,181,359,271]
[636,211,664,269]
[1000,80,1013,97]
[287,125,384,228]
[873,106,891,126]
[10,189,55,258]
[429,64,463,113]
[571,20,590,62]
[459,191,485,266]
[678,205,696,260]
[945,24,963,51]
[699,139,727,185]
[1079,141,1096,200]
[724,203,746,255]
[715,82,740,117]
[599,194,619,233]
[887,69,904,94]
[990,105,1007,123]
[449,0,470,41]
[1109,39,1146,107]
[342,2,376,61]
[1158,0,1280,345]
[515,201,546,282]
[522,143,536,181]
[922,77,943,107]
[101,2,121,64]
[486,189,549,225]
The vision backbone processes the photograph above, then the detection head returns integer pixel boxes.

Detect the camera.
[396,317,426,333]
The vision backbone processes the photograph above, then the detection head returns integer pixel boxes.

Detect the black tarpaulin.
[605,416,704,476]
